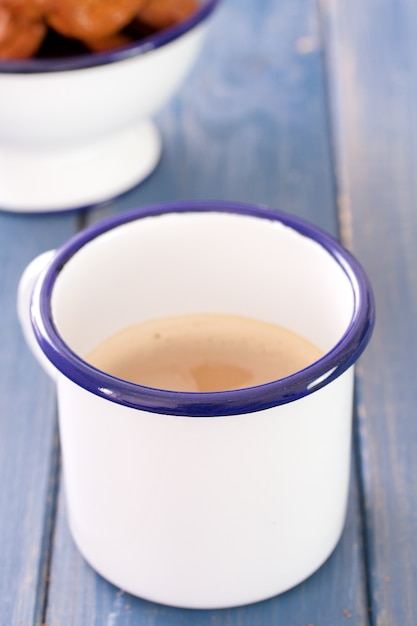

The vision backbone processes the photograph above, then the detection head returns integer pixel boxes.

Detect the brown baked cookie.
[1,0,44,20]
[42,0,148,40]
[135,0,198,31]
[0,1,46,58]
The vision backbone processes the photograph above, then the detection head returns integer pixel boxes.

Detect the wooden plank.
[320,0,417,624]
[45,0,370,624]
[84,0,339,232]
[0,212,79,626]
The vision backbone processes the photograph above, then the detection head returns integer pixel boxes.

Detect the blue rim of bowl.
[0,0,219,74]
[30,201,375,417]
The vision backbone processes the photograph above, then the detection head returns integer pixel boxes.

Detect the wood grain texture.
[44,0,369,625]
[320,0,417,624]
[85,0,338,232]
[0,212,78,626]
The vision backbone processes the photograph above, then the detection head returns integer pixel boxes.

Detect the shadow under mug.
[18,201,375,609]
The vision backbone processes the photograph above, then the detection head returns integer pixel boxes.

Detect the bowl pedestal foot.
[0,119,161,213]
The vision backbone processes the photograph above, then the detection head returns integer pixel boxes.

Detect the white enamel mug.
[18,202,375,609]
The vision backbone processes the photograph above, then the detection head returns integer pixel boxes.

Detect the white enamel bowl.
[0,1,219,212]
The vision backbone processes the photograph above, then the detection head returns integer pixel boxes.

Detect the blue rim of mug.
[30,201,375,417]
[0,0,219,74]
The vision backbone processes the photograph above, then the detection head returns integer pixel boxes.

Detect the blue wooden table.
[1,0,416,624]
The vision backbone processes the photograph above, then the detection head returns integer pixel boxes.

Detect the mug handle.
[17,250,58,382]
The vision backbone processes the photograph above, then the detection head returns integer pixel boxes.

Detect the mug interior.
[34,203,374,415]
[52,211,353,359]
